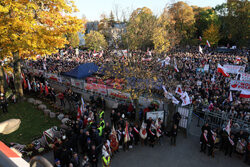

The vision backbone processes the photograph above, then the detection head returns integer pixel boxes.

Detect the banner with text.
[230,80,250,91]
[84,83,107,95]
[224,65,245,74]
[107,89,130,100]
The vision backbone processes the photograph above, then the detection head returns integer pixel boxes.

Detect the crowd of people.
[1,46,249,166]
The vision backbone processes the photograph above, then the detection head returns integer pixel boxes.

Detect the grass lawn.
[0,101,61,145]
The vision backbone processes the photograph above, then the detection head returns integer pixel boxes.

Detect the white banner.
[107,89,130,100]
[223,65,245,74]
[204,64,209,72]
[84,83,107,95]
[230,80,250,91]
[146,111,164,120]
[236,73,250,81]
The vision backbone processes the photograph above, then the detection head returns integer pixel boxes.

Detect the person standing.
[208,132,217,157]
[0,93,8,113]
[200,130,209,153]
[132,124,140,145]
[171,124,178,146]
[173,112,181,128]
[225,134,235,157]
[89,145,98,167]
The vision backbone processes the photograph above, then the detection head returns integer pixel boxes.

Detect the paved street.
[110,133,248,167]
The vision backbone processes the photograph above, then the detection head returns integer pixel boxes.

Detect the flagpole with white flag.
[229,91,233,102]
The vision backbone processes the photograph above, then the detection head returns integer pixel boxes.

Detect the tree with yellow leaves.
[203,24,221,46]
[166,1,196,45]
[85,31,108,51]
[67,32,80,48]
[0,0,83,97]
[126,7,156,51]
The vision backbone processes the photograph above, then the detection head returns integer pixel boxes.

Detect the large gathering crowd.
[1,46,249,166]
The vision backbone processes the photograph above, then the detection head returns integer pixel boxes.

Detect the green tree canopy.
[85,31,107,51]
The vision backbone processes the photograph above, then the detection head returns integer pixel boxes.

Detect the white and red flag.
[206,40,211,47]
[174,64,179,72]
[124,121,130,143]
[240,90,250,98]
[199,36,202,41]
[217,64,230,77]
[225,119,232,135]
[77,106,82,120]
[175,85,183,96]
[181,92,191,106]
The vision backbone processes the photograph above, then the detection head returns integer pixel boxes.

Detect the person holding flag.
[124,121,130,151]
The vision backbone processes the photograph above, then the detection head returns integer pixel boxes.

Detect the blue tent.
[62,63,99,79]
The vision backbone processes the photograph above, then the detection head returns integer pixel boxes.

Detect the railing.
[195,108,250,133]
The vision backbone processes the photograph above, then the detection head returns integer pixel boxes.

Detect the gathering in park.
[0,0,249,167]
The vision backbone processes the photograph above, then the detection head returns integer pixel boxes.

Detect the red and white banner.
[217,64,230,77]
[181,92,191,106]
[84,83,107,95]
[240,90,250,98]
[230,80,250,91]
[71,78,83,89]
[223,65,245,74]
[107,89,130,100]
[236,73,250,81]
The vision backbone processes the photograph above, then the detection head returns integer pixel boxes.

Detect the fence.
[176,105,193,137]
[195,108,249,133]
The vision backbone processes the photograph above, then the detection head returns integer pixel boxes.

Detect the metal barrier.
[196,109,250,133]
[176,105,193,137]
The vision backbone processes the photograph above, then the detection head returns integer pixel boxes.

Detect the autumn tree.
[203,24,221,46]
[67,32,80,48]
[226,0,249,47]
[103,52,162,119]
[192,6,219,41]
[166,1,196,45]
[85,31,107,51]
[0,0,83,97]
[126,7,156,51]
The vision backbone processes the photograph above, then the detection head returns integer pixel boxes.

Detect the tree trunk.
[133,98,140,121]
[166,102,175,130]
[0,66,4,93]
[13,52,23,98]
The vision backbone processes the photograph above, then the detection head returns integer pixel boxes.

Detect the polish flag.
[206,40,211,47]
[40,83,43,94]
[240,90,250,98]
[229,91,233,102]
[77,106,82,119]
[199,36,202,41]
[181,92,191,106]
[124,121,130,143]
[21,73,28,89]
[217,64,230,77]
[175,85,183,96]
[174,64,179,72]
[45,84,49,95]
[225,119,232,135]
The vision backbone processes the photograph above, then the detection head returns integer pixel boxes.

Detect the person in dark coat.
[132,124,140,145]
[88,145,98,167]
[70,152,80,167]
[60,146,71,167]
[208,132,217,157]
[200,130,209,153]
[225,134,235,157]
[171,124,178,146]
[173,112,181,128]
